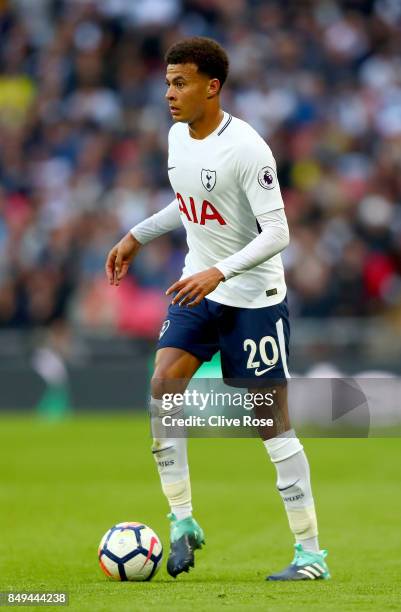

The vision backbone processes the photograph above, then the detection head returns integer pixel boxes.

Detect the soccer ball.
[98,522,163,581]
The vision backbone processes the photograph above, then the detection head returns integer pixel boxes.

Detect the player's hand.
[166,267,225,307]
[105,232,141,286]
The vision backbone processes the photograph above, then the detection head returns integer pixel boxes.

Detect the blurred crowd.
[0,0,401,338]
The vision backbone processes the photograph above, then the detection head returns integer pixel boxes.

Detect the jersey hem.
[205,288,287,309]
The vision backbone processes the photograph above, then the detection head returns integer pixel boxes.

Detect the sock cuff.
[264,430,303,463]
[150,395,184,417]
[149,396,164,416]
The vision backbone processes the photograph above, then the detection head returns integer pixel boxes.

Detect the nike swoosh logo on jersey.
[277,479,300,492]
[254,365,275,376]
[168,166,176,171]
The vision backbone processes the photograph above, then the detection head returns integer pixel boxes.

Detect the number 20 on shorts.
[243,318,289,377]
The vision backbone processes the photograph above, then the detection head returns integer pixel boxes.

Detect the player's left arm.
[214,207,289,280]
[214,134,289,280]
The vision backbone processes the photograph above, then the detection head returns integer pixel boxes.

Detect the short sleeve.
[236,134,284,216]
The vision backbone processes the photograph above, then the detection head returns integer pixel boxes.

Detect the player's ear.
[207,78,221,98]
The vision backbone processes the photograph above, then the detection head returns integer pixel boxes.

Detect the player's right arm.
[105,198,181,286]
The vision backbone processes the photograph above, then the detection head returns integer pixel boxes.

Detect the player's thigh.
[151,347,202,399]
[156,299,219,365]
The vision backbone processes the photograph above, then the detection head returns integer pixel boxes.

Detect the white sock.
[264,429,320,552]
[172,505,192,521]
[150,396,192,520]
[300,536,320,553]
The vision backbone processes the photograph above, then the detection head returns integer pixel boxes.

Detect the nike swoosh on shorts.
[254,365,275,376]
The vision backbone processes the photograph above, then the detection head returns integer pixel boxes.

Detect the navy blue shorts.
[157,296,290,383]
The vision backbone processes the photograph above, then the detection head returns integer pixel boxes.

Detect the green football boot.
[267,543,331,581]
[166,513,205,578]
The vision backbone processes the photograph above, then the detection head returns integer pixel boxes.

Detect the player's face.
[165,63,213,123]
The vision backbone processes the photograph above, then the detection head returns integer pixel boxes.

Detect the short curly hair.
[165,37,229,91]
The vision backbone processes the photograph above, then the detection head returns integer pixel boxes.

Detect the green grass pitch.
[1,413,400,611]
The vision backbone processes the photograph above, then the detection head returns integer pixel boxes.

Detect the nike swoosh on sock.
[277,478,300,492]
[152,445,174,454]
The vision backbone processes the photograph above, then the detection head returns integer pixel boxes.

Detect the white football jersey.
[168,112,287,308]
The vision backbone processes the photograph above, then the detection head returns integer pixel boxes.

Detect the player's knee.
[150,377,167,400]
[150,370,186,399]
[151,367,175,399]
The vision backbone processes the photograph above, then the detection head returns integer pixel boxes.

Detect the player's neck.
[188,107,224,140]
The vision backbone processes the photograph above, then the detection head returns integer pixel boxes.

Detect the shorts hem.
[156,342,215,363]
[223,376,288,388]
